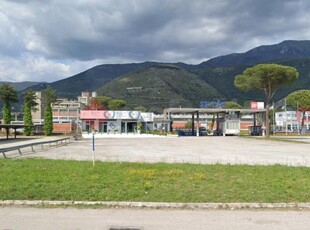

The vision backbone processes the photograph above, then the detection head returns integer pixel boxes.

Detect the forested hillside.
[96,64,222,113]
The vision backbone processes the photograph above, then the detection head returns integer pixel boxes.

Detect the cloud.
[1,0,310,82]
[0,53,71,82]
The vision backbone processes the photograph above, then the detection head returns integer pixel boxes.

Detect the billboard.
[200,100,226,108]
[250,101,264,109]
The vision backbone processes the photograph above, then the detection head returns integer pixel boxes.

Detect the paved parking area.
[19,136,310,167]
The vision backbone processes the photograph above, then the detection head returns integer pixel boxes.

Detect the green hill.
[96,64,222,113]
[23,62,156,98]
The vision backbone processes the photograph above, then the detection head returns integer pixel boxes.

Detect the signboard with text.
[80,110,154,122]
[250,101,264,110]
[200,100,226,108]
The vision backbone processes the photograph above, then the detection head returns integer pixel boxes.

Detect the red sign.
[250,101,264,109]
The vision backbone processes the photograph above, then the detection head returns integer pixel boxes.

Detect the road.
[1,207,310,230]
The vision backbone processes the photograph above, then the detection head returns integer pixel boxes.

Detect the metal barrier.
[0,137,71,158]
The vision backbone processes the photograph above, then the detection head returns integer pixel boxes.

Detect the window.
[287,124,291,131]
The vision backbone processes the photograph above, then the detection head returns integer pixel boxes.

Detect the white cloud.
[1,0,310,82]
[0,53,72,82]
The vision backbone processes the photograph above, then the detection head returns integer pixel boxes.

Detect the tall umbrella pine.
[234,64,299,138]
[0,83,18,124]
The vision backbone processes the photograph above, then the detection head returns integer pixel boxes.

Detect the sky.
[1,0,310,83]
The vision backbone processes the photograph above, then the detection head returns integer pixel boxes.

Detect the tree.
[133,106,147,112]
[185,121,192,129]
[0,83,18,124]
[224,101,242,109]
[234,64,298,138]
[23,105,33,136]
[23,90,38,136]
[286,90,310,130]
[108,99,126,110]
[44,104,53,135]
[95,96,111,109]
[42,86,57,107]
[85,98,105,110]
[42,87,57,135]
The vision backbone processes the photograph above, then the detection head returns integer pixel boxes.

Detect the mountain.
[20,40,310,112]
[0,81,41,92]
[197,40,310,68]
[96,64,222,113]
[24,62,157,98]
[191,57,310,104]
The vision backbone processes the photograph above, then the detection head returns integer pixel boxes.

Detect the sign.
[250,101,264,109]
[80,110,154,121]
[200,100,226,108]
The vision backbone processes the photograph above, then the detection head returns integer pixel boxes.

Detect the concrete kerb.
[1,200,310,210]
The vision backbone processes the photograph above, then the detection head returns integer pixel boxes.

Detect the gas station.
[163,105,266,136]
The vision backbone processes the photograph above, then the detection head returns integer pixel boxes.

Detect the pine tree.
[44,104,53,135]
[23,105,33,136]
[42,87,57,136]
[0,83,18,124]
[235,64,298,138]
[3,101,11,124]
[23,90,37,136]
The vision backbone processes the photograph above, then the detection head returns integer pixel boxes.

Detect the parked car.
[199,127,208,136]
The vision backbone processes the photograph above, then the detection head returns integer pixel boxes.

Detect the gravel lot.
[18,135,310,167]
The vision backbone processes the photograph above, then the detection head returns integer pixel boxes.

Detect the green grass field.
[1,158,310,203]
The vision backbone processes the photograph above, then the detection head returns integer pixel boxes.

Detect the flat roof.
[164,108,266,114]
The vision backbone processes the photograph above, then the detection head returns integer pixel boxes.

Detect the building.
[275,110,310,133]
[31,91,88,134]
[78,91,90,106]
[31,91,45,120]
[78,91,97,106]
[52,98,83,120]
[80,110,154,135]
[50,98,86,133]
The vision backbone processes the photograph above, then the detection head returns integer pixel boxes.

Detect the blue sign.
[200,100,226,108]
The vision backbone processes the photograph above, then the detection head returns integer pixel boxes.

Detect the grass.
[1,158,310,203]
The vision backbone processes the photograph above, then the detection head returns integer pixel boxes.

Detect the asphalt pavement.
[1,207,310,230]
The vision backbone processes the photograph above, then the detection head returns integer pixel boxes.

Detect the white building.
[80,110,154,134]
[275,111,310,132]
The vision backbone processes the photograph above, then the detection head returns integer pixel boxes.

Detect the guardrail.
[0,137,71,158]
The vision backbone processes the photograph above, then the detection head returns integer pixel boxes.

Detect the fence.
[0,137,71,158]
